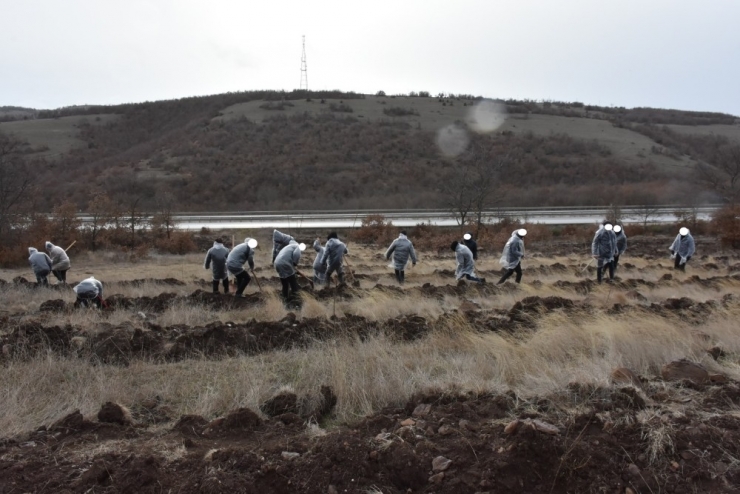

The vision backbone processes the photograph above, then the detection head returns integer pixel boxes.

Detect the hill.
[1,90,738,212]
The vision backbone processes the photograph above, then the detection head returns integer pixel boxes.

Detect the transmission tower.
[299,35,308,91]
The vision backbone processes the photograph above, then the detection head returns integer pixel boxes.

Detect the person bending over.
[204,238,230,293]
[320,232,348,285]
[385,230,417,285]
[28,247,53,285]
[45,241,71,284]
[451,240,485,284]
[227,238,257,297]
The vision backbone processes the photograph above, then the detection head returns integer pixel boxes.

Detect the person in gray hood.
[592,222,617,283]
[28,247,53,285]
[385,231,417,284]
[312,238,327,285]
[73,276,104,308]
[272,229,295,264]
[670,227,695,271]
[451,240,485,284]
[274,239,305,300]
[498,229,527,284]
[319,232,348,285]
[226,237,256,296]
[612,225,627,272]
[45,241,70,284]
[204,238,230,294]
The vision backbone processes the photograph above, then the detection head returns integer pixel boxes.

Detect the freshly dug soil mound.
[5,378,740,493]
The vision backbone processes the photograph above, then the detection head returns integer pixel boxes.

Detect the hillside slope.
[1,90,737,211]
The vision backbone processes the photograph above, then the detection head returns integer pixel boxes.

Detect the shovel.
[295,269,315,289]
[250,269,263,293]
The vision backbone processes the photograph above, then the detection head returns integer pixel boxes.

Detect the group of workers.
[591,222,696,283]
[25,225,698,307]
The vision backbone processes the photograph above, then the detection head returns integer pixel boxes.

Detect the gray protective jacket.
[615,232,627,255]
[670,234,696,258]
[272,230,295,263]
[591,227,616,260]
[227,238,255,275]
[73,277,103,298]
[320,238,348,269]
[204,242,230,280]
[28,248,52,275]
[385,234,417,271]
[313,239,327,275]
[45,242,70,271]
[500,231,524,270]
[455,243,476,279]
[274,240,302,278]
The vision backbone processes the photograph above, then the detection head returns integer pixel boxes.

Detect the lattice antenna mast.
[299,35,308,91]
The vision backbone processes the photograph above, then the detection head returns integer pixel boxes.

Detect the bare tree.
[150,192,177,239]
[86,193,114,251]
[632,204,661,230]
[695,145,740,205]
[120,195,146,251]
[0,133,33,236]
[443,141,508,235]
[442,167,476,231]
[50,200,81,245]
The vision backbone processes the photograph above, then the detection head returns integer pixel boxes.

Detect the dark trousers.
[234,271,251,296]
[325,264,345,284]
[280,274,300,299]
[212,278,229,294]
[394,269,405,284]
[612,254,620,271]
[498,262,522,284]
[674,255,691,271]
[462,273,484,283]
[597,260,614,283]
[52,269,68,284]
[35,270,50,285]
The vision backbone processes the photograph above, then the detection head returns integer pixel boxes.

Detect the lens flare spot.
[469,99,507,133]
[436,124,469,157]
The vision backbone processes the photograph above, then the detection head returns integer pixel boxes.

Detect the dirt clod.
[661,359,710,384]
[97,402,132,425]
[261,392,299,417]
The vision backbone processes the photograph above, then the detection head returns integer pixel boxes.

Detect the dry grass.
[1,306,739,436]
[2,249,740,440]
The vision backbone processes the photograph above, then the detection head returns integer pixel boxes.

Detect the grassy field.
[0,113,118,158]
[666,122,740,144]
[3,236,740,492]
[218,95,697,171]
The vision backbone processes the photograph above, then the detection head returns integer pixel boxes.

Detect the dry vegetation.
[3,234,740,491]
[2,90,738,215]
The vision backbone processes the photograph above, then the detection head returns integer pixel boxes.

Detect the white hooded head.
[28,247,37,255]
[614,225,622,234]
[517,228,527,237]
[45,241,53,251]
[604,223,613,231]
[246,238,258,249]
[679,227,689,236]
[299,243,306,251]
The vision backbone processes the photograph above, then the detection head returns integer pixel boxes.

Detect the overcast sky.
[1,0,738,115]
